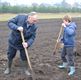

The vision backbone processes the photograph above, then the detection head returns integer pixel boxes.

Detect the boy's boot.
[58,62,68,68]
[68,66,75,76]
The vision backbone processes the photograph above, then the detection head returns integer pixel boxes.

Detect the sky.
[1,0,81,6]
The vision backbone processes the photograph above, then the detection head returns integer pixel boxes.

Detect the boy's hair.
[63,15,72,22]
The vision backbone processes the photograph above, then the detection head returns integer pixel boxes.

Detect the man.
[4,12,38,75]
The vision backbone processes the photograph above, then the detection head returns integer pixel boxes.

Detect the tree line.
[0,2,81,13]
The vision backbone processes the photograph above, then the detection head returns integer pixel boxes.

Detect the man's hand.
[62,23,66,27]
[22,42,28,48]
[17,26,23,32]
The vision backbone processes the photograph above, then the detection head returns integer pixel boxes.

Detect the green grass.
[0,13,81,21]
[0,13,17,21]
[38,13,81,19]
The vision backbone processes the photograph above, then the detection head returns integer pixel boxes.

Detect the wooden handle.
[53,26,63,54]
[20,31,33,70]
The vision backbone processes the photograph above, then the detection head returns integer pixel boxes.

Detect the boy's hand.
[62,23,66,27]
[59,43,64,48]
[57,39,60,43]
[17,26,23,32]
[22,42,28,48]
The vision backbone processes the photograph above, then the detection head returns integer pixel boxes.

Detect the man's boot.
[68,66,75,76]
[58,62,68,69]
[22,61,31,76]
[4,60,12,74]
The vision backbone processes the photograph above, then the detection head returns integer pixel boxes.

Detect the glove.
[17,26,23,32]
[22,42,28,48]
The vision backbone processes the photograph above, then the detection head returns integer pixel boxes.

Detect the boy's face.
[63,20,69,25]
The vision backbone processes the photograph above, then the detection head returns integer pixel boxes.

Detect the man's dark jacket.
[8,15,37,49]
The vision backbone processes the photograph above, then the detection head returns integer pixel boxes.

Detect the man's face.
[28,15,38,24]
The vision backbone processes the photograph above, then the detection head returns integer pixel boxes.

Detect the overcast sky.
[1,0,81,6]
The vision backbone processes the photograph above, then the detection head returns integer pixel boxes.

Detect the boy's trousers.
[61,46,74,66]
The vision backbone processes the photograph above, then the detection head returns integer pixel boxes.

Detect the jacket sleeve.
[65,26,75,36]
[27,26,37,47]
[8,15,19,30]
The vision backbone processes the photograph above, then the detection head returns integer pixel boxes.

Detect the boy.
[58,15,77,76]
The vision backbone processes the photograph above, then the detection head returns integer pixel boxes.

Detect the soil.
[0,18,81,80]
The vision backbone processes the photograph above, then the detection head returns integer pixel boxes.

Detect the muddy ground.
[0,18,81,80]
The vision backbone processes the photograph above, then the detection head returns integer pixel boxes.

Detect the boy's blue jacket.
[61,22,77,47]
[8,15,37,49]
